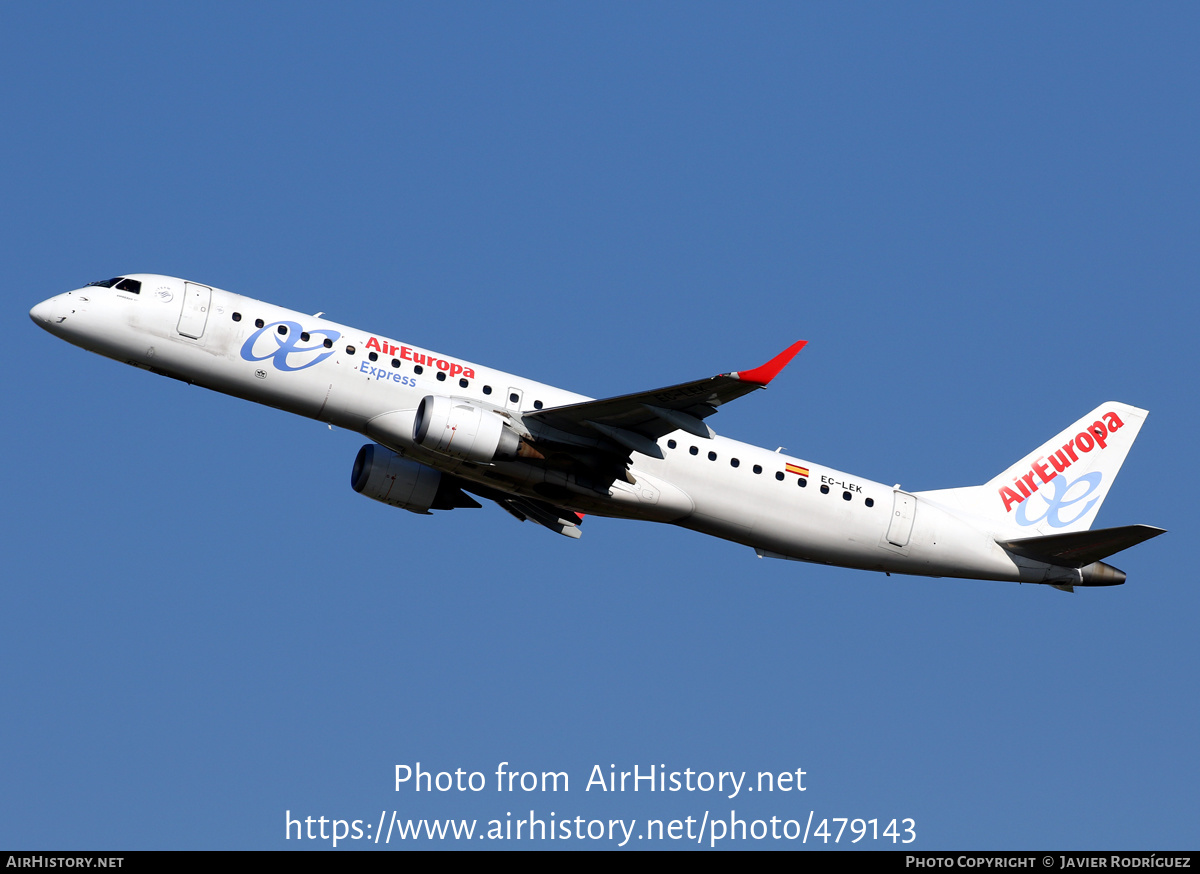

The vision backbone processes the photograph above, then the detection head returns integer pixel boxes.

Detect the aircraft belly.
[605,472,695,522]
[745,513,891,569]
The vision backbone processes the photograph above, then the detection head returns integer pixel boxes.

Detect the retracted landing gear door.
[178,282,212,339]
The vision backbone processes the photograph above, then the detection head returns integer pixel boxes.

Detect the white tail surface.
[917,402,1149,536]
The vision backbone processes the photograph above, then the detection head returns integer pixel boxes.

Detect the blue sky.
[2,2,1196,849]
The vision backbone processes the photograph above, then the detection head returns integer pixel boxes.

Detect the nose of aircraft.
[30,296,58,326]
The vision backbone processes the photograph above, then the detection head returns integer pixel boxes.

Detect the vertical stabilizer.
[918,402,1148,536]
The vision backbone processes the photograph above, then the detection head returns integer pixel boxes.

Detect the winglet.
[730,340,807,386]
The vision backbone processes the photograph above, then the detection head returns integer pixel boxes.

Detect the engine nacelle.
[412,395,520,463]
[351,444,479,514]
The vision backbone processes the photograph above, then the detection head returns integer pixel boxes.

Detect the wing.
[468,340,806,538]
[522,340,806,459]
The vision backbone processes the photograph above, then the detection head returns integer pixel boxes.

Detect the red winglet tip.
[735,340,807,385]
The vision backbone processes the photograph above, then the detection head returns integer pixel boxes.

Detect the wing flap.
[465,482,585,539]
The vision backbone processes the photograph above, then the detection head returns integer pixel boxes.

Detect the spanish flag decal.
[786,463,809,477]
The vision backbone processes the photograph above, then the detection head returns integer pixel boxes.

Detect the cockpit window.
[85,277,141,294]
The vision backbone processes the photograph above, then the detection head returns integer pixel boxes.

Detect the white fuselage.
[30,274,1049,584]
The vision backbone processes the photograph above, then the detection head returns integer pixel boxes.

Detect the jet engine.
[351,444,481,514]
[412,395,520,463]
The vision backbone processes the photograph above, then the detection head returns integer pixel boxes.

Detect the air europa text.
[365,337,476,379]
[999,410,1125,513]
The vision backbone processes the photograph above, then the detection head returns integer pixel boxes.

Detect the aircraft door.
[886,490,917,547]
[505,387,523,412]
[178,282,212,339]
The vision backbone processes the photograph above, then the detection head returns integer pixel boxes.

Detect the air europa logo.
[1014,472,1103,529]
[1000,410,1125,524]
[365,336,476,379]
[241,321,341,372]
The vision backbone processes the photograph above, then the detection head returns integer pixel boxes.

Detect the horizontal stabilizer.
[998,524,1165,568]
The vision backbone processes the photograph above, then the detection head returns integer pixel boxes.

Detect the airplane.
[30,274,1164,592]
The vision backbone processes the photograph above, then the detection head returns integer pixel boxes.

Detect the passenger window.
[460,378,469,388]
[437,372,446,381]
[346,345,356,355]
[797,478,807,488]
[689,446,698,456]
[255,319,264,328]
[667,440,677,449]
[483,386,492,395]
[414,365,423,374]
[708,451,717,461]
[820,484,830,494]
[301,332,310,341]
[731,458,739,468]
[534,400,543,410]
[843,491,852,501]
[232,312,242,322]
[509,393,520,404]
[323,338,333,349]
[865,498,874,508]
[775,471,784,481]
[393,359,401,368]
[277,324,288,335]
[753,464,762,474]
[369,351,378,361]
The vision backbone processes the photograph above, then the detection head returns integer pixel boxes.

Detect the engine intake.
[351,444,480,514]
[412,395,520,463]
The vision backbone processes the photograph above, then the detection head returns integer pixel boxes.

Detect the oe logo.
[240,320,341,372]
[1014,472,1102,529]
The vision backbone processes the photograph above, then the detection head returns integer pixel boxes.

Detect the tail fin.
[917,402,1149,535]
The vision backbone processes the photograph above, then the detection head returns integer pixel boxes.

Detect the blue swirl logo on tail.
[240,321,341,372]
[1015,472,1102,528]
